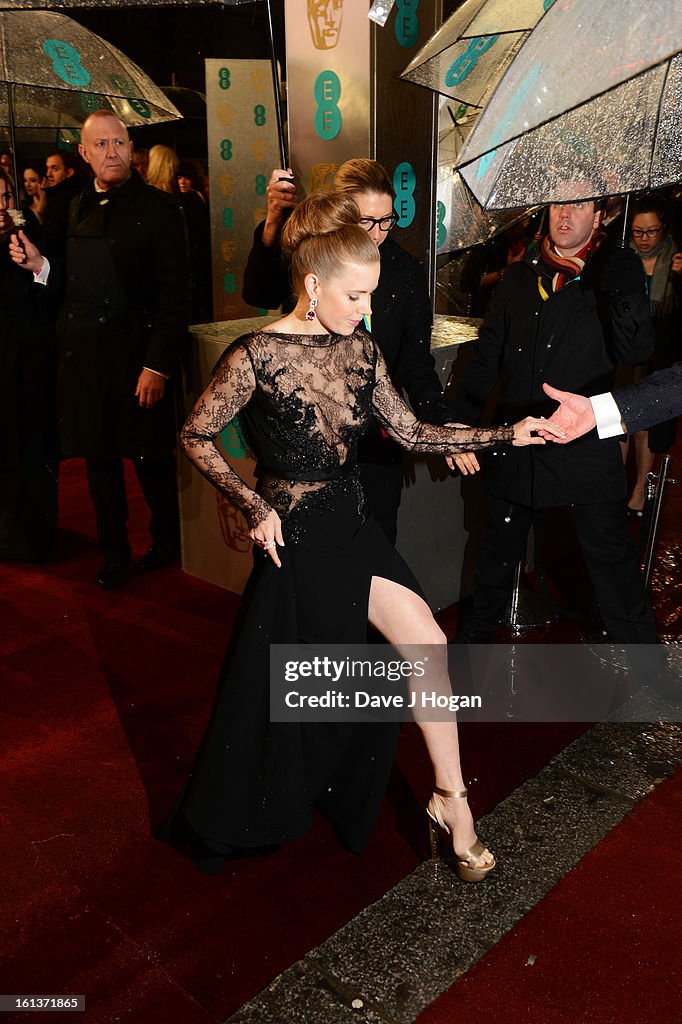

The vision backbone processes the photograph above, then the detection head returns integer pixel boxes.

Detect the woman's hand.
[446,452,480,475]
[249,509,285,567]
[512,416,565,446]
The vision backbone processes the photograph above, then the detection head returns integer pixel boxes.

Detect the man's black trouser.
[465,492,657,644]
[86,455,179,560]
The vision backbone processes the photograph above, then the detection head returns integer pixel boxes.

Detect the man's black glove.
[599,246,646,297]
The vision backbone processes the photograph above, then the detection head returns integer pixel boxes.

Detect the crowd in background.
[0,133,209,566]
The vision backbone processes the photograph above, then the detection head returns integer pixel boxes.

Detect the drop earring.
[306,296,317,321]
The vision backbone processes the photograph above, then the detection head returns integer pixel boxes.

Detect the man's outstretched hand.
[539,383,596,443]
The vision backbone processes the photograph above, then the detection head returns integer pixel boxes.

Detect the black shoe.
[96,556,132,590]
[138,541,180,571]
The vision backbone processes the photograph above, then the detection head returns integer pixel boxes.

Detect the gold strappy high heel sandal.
[427,785,496,883]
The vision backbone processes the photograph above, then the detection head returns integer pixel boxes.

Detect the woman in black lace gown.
[165,193,561,877]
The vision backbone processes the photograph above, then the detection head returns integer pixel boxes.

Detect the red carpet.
[416,766,682,1024]
[1,460,587,1022]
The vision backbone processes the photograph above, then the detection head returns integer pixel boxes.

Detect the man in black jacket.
[450,198,657,644]
[10,112,190,588]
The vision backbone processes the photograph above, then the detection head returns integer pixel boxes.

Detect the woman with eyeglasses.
[623,197,682,516]
[243,159,456,543]
[0,166,58,561]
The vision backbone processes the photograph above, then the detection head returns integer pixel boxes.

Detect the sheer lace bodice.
[180,328,513,528]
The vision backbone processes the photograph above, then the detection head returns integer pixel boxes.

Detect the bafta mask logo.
[311,162,339,191]
[216,492,252,553]
[307,0,343,50]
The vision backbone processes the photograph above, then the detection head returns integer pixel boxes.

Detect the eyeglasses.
[0,190,14,206]
[631,226,662,239]
[359,213,397,232]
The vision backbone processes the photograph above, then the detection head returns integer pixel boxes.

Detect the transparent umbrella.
[400,0,556,108]
[399,0,549,251]
[436,101,533,252]
[0,0,288,167]
[455,0,682,209]
[0,10,181,128]
[0,9,182,184]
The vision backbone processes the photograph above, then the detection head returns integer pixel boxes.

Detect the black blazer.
[615,362,682,435]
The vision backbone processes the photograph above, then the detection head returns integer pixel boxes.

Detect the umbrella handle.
[618,193,631,249]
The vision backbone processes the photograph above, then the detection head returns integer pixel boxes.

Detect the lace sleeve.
[180,341,273,529]
[371,346,514,453]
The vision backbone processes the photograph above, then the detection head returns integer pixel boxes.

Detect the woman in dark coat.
[0,167,58,561]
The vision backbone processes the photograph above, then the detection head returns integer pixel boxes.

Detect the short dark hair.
[631,195,667,225]
[46,149,76,171]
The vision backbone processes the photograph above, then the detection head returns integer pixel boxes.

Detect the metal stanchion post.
[505,526,557,632]
[642,455,675,589]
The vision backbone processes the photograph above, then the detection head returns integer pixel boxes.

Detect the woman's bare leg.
[368,575,493,864]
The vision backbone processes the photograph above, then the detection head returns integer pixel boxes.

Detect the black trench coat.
[56,172,190,459]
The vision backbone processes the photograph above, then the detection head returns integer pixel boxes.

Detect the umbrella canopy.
[399,0,547,250]
[456,0,682,209]
[400,0,554,108]
[0,1,287,164]
[0,10,181,129]
[436,101,532,252]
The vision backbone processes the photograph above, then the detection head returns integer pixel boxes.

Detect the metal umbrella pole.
[5,81,19,195]
[264,0,286,168]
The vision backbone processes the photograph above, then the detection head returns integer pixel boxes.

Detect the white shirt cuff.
[590,392,625,439]
[34,256,50,286]
[143,366,170,380]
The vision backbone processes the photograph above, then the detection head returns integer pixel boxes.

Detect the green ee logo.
[394,0,420,49]
[220,416,249,458]
[43,39,91,87]
[220,139,233,161]
[314,70,341,141]
[436,201,447,248]
[393,162,416,228]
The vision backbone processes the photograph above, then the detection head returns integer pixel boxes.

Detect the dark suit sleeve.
[446,281,508,425]
[143,201,191,377]
[242,221,291,310]
[615,362,682,434]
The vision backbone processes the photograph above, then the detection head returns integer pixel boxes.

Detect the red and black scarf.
[540,229,606,292]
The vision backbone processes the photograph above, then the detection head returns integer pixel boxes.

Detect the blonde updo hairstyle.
[281,190,379,296]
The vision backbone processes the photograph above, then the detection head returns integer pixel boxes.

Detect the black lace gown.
[166,327,513,856]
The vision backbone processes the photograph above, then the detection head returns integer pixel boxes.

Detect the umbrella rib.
[457,53,677,170]
[646,58,674,188]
